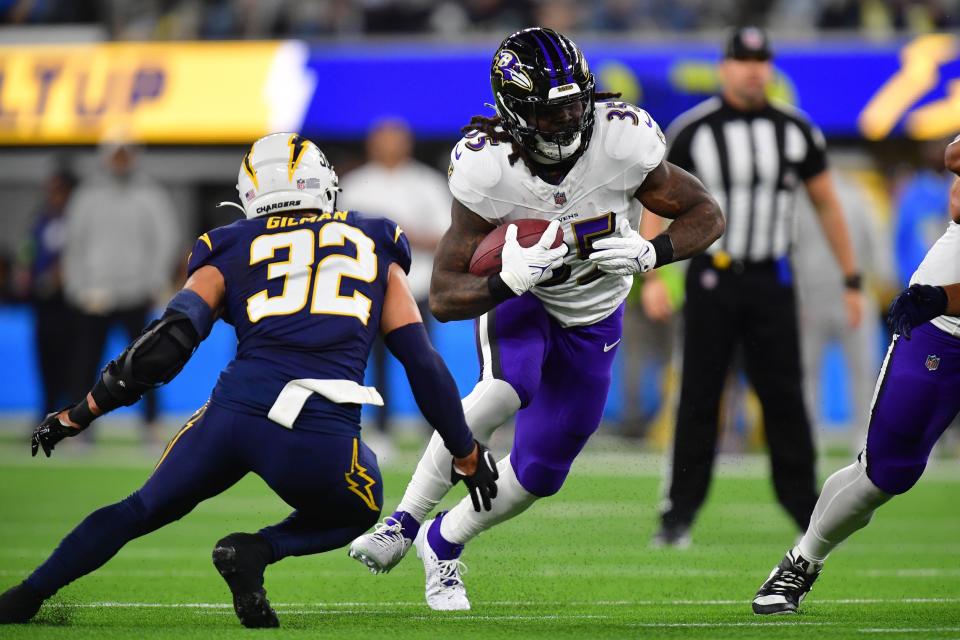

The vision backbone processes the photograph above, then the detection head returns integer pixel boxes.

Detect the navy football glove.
[887,284,947,339]
[31,408,83,458]
[451,440,499,512]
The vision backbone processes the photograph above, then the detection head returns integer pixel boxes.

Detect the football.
[469,218,566,277]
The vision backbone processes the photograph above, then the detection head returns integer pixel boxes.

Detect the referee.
[649,27,864,548]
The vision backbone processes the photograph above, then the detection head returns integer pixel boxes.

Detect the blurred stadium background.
[2,0,960,452]
[1,1,960,637]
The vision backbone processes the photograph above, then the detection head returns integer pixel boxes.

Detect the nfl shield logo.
[926,355,940,371]
[553,191,567,207]
[296,178,306,190]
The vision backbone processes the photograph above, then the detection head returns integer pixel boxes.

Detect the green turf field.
[0,434,957,639]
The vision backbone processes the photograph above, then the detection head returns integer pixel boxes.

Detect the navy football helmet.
[490,27,596,162]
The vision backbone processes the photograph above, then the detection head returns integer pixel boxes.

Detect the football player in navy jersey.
[0,133,498,628]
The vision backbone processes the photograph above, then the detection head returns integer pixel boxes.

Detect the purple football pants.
[864,323,960,495]
[476,293,624,497]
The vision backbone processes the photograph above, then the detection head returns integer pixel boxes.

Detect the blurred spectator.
[894,140,956,288]
[62,141,180,444]
[615,213,685,442]
[14,167,77,419]
[431,0,532,35]
[617,266,683,442]
[1,0,801,36]
[795,172,894,449]
[1,0,100,24]
[358,0,433,33]
[589,0,640,31]
[817,0,959,32]
[338,118,450,447]
[531,0,584,33]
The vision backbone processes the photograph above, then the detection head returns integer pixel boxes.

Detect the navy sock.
[25,493,152,598]
[391,510,421,542]
[259,510,372,560]
[427,513,463,560]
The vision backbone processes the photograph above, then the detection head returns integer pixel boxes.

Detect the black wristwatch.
[843,273,863,291]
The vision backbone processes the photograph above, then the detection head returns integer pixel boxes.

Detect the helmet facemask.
[497,77,595,162]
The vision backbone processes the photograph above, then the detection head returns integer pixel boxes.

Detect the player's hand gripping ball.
[469,218,566,277]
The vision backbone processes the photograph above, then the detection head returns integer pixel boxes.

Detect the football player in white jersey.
[753,136,960,615]
[349,27,724,610]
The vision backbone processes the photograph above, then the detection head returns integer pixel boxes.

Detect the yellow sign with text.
[0,42,283,144]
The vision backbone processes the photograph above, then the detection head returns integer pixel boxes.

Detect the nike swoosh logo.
[454,145,463,160]
[603,339,621,352]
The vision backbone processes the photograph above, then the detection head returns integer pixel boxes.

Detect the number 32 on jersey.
[246,222,378,325]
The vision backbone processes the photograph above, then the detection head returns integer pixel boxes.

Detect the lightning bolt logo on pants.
[345,438,379,512]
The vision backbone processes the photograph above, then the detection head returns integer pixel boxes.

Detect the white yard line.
[57,597,960,609]
[859,628,960,634]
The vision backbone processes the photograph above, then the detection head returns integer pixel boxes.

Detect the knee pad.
[512,456,569,498]
[462,378,521,440]
[862,448,925,495]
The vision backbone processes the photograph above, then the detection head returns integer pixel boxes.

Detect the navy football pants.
[26,402,382,598]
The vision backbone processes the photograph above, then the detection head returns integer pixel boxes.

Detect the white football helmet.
[233,132,339,219]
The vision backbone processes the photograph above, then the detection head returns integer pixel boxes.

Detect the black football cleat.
[212,533,279,628]
[753,548,822,615]
[0,582,45,624]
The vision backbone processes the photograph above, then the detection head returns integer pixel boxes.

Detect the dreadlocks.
[461,92,623,172]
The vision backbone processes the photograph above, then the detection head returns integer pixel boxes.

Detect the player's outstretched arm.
[31,266,224,458]
[633,160,724,264]
[381,263,498,510]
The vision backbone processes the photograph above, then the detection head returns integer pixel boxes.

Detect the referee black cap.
[725,26,773,61]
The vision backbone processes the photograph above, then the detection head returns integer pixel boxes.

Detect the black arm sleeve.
[384,322,475,458]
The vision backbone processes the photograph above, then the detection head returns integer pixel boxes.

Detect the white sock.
[395,378,521,523]
[797,458,892,562]
[440,457,537,545]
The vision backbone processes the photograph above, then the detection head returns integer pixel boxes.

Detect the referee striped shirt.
[666,97,828,262]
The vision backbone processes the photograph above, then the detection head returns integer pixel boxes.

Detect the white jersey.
[448,101,666,327]
[909,220,960,337]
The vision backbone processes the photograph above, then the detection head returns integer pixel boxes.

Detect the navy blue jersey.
[187,210,411,434]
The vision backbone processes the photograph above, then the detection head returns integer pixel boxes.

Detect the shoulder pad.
[352,213,412,275]
[600,103,666,170]
[186,221,243,277]
[448,134,504,202]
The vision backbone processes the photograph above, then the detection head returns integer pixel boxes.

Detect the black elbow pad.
[91,312,200,412]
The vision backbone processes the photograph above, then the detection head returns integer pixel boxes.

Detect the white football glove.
[588,218,657,276]
[498,220,568,296]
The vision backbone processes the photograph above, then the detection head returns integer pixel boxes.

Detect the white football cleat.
[752,548,822,615]
[414,518,470,611]
[348,517,412,574]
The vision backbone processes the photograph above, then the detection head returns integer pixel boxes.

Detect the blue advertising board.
[299,35,960,141]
